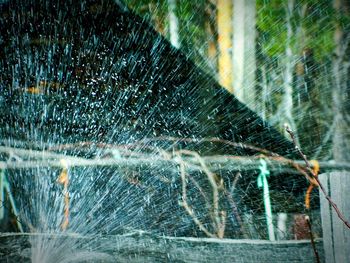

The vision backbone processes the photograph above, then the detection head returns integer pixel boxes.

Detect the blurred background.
[124,0,350,162]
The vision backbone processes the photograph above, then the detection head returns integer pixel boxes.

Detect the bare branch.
[175,150,226,238]
[286,126,350,229]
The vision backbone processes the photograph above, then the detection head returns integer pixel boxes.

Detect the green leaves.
[257,0,335,61]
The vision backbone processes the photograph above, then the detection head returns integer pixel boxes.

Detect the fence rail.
[1,146,350,174]
[1,146,349,262]
[0,232,324,263]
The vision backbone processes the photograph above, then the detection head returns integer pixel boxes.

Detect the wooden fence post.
[319,172,350,263]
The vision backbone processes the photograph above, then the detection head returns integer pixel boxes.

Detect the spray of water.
[0,0,335,261]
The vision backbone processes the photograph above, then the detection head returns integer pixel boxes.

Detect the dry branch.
[1,146,349,173]
[285,126,350,230]
[176,153,217,238]
[175,150,226,238]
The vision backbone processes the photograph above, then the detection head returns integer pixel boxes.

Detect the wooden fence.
[0,232,324,262]
[319,172,350,263]
[0,146,349,262]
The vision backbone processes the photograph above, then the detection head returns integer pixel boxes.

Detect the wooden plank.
[319,172,335,263]
[0,233,324,263]
[330,172,343,263]
[319,172,350,263]
[330,171,350,263]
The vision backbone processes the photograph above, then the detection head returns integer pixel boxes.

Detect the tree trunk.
[167,0,180,49]
[294,3,322,155]
[281,0,298,140]
[232,0,257,109]
[332,0,350,162]
[217,0,233,92]
[206,0,219,75]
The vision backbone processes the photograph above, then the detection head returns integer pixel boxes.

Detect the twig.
[305,215,321,263]
[187,173,212,212]
[176,150,226,237]
[159,136,278,156]
[0,146,86,162]
[177,150,221,229]
[286,125,350,229]
[175,150,226,238]
[224,172,245,236]
[176,153,216,238]
[285,126,322,263]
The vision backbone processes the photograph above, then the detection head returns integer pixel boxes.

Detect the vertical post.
[319,172,350,263]
[277,213,288,240]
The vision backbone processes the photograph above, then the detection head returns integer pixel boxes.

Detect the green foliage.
[176,0,211,65]
[257,0,335,60]
[124,0,337,67]
[123,0,168,32]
